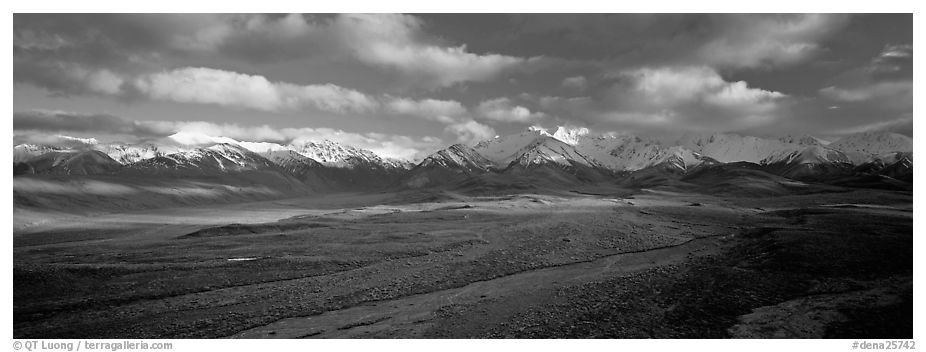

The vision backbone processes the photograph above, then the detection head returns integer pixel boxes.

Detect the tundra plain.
[13,185,912,339]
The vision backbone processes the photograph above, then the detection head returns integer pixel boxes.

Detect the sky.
[13,13,913,160]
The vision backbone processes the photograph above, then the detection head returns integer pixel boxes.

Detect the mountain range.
[13,127,914,200]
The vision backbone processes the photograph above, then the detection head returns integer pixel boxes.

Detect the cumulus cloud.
[476,97,546,123]
[15,14,546,95]
[698,14,850,69]
[18,63,481,121]
[383,97,467,124]
[13,14,911,142]
[618,66,786,114]
[444,120,497,145]
[132,67,379,114]
[532,66,790,135]
[330,14,539,88]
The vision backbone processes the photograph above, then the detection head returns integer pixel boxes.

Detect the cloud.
[812,41,912,134]
[874,43,912,61]
[616,66,786,114]
[167,131,240,145]
[132,67,379,114]
[531,66,789,135]
[20,63,483,120]
[15,14,546,95]
[444,120,496,145]
[13,110,176,138]
[863,43,913,79]
[13,133,100,149]
[819,81,913,104]
[506,14,849,71]
[828,114,913,137]
[561,76,588,91]
[330,14,540,89]
[697,14,850,69]
[383,97,467,124]
[476,97,546,123]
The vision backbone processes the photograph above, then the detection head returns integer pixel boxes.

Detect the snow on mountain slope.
[91,143,179,164]
[289,140,402,170]
[828,132,913,164]
[417,144,495,172]
[14,144,67,162]
[473,127,554,165]
[877,153,913,182]
[128,143,277,175]
[762,145,854,180]
[401,144,496,188]
[260,149,321,168]
[572,135,711,172]
[205,144,278,169]
[256,149,335,189]
[678,133,821,164]
[761,145,851,165]
[243,140,413,170]
[507,137,600,168]
[24,150,123,175]
[15,142,178,165]
[573,135,662,171]
[776,135,825,147]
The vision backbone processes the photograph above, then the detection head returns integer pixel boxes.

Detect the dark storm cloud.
[13,110,177,138]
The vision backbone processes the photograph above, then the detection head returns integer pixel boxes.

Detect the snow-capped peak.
[526,125,552,136]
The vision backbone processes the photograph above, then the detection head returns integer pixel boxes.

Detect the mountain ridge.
[14,128,913,194]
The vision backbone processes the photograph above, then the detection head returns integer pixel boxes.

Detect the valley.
[12,126,914,339]
[13,186,912,338]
